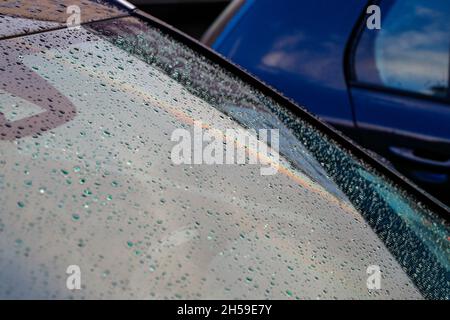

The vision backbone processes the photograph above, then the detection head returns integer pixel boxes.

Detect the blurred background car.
[199,0,450,206]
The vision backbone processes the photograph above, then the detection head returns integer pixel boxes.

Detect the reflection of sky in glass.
[375,0,450,97]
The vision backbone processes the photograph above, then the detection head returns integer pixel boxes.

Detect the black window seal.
[351,81,450,106]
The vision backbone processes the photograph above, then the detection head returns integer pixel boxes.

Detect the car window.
[354,0,450,99]
[0,16,448,299]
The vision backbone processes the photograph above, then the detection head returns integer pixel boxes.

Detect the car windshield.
[0,15,448,299]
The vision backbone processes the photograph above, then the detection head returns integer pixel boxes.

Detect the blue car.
[203,0,450,206]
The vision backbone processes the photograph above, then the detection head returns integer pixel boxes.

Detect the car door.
[348,0,450,205]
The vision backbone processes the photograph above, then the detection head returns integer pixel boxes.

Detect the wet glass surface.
[0,16,448,299]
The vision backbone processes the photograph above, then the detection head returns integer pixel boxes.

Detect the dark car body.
[204,0,450,206]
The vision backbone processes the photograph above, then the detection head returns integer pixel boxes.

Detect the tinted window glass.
[355,0,450,98]
[0,17,448,299]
